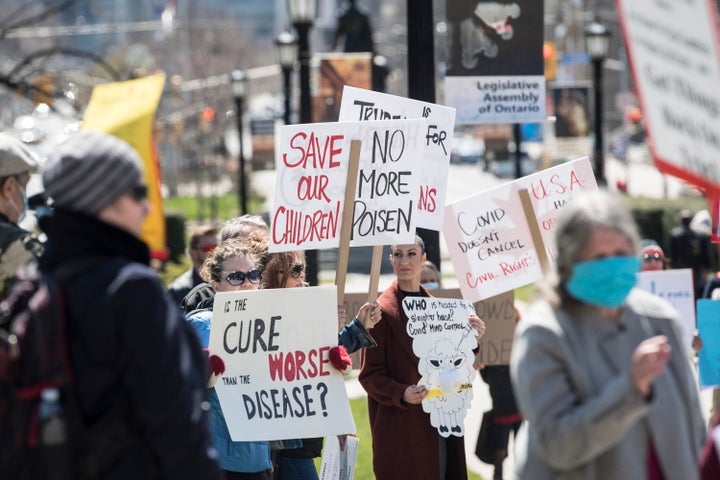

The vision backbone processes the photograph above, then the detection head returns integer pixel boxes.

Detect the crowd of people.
[3,128,720,479]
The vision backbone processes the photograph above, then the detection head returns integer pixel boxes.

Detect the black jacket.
[39,209,222,480]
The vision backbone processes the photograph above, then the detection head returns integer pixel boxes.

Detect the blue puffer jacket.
[187,309,272,473]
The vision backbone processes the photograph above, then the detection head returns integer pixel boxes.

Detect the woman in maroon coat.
[359,236,485,480]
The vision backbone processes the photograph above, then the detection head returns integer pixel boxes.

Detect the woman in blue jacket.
[186,239,272,480]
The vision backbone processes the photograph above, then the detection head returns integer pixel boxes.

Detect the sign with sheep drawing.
[403,296,478,437]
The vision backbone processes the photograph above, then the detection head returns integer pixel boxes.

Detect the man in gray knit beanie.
[43,130,146,218]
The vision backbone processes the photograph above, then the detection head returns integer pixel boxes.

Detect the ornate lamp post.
[230,69,248,214]
[584,19,611,185]
[274,31,298,126]
[288,0,319,285]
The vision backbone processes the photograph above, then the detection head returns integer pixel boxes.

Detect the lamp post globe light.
[230,69,248,215]
[287,0,319,286]
[584,19,610,185]
[274,31,298,126]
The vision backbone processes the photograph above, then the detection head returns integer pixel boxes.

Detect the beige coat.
[511,289,706,480]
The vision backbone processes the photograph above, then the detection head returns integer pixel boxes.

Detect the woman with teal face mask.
[510,191,706,480]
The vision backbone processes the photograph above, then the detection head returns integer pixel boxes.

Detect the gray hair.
[548,190,640,305]
[220,214,268,241]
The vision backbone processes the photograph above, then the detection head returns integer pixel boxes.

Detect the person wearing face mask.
[510,191,706,479]
[420,260,443,290]
[0,133,42,300]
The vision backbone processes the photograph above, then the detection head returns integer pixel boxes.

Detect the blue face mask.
[566,256,640,308]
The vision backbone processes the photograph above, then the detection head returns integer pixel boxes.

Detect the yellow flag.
[81,73,168,260]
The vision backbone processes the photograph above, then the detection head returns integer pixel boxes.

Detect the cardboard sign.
[697,299,720,387]
[270,119,427,252]
[403,297,477,437]
[339,86,456,230]
[208,287,355,441]
[617,0,720,195]
[443,157,597,302]
[637,269,695,349]
[473,290,517,366]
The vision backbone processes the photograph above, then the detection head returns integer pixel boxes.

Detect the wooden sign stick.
[518,188,550,274]
[367,245,383,303]
[335,140,362,307]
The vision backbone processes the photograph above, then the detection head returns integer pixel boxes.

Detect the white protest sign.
[443,180,541,301]
[270,119,427,252]
[443,157,597,302]
[403,296,477,437]
[637,268,695,349]
[514,156,597,262]
[208,286,355,441]
[338,86,456,230]
[617,0,720,195]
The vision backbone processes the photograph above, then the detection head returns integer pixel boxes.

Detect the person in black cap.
[0,132,41,299]
[39,130,222,479]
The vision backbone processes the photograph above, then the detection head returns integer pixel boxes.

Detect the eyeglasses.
[223,269,262,286]
[129,184,148,202]
[642,253,663,262]
[284,263,305,278]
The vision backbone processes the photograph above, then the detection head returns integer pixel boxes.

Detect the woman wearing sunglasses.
[185,238,272,480]
[260,250,381,480]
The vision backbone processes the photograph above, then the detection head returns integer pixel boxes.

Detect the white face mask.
[422,281,439,290]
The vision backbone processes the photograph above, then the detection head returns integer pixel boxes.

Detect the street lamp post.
[274,31,298,126]
[584,19,611,186]
[230,69,248,215]
[288,0,319,285]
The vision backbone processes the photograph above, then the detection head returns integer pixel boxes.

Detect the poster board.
[636,269,695,348]
[82,73,166,259]
[444,0,545,124]
[443,156,597,302]
[473,290,517,366]
[403,297,477,437]
[270,119,427,252]
[208,286,355,441]
[338,86,455,230]
[617,0,720,196]
[697,299,720,387]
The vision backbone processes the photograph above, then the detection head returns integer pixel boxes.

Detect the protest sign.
[617,0,720,196]
[82,73,166,259]
[515,156,597,262]
[209,286,355,441]
[339,86,455,230]
[473,290,517,366]
[637,269,695,348]
[270,119,427,252]
[444,0,545,124]
[443,157,597,302]
[697,299,720,387]
[403,297,477,437]
[319,435,359,480]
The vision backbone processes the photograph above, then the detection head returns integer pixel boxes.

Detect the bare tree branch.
[7,47,122,82]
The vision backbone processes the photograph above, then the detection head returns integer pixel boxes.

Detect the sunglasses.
[129,184,148,202]
[284,263,305,278]
[224,269,262,286]
[195,245,216,253]
[642,253,663,262]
